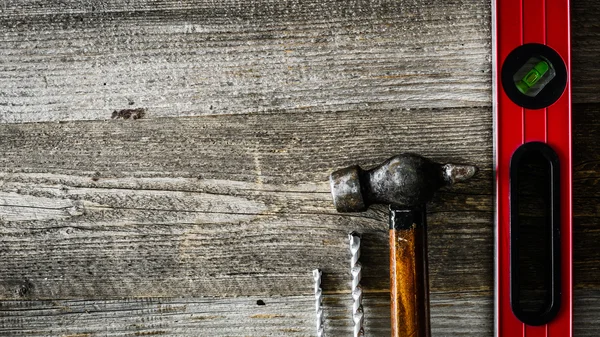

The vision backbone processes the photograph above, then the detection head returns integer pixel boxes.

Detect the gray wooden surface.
[0,0,598,336]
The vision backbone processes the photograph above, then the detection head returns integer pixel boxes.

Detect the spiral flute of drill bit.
[312,269,325,337]
[349,232,364,337]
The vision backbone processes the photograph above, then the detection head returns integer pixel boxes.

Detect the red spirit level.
[493,0,572,336]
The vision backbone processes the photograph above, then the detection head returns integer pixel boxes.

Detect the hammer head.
[330,154,477,212]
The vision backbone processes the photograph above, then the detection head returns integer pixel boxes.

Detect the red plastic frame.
[493,0,572,336]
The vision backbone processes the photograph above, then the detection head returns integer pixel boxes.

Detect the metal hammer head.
[330,154,477,212]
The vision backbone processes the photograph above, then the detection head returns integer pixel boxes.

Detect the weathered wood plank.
[1,290,599,336]
[573,103,600,290]
[574,290,600,336]
[0,292,491,337]
[1,0,490,123]
[572,0,600,102]
[0,106,492,299]
[0,107,492,184]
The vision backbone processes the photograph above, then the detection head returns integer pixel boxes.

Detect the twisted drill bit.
[349,232,365,337]
[312,269,325,337]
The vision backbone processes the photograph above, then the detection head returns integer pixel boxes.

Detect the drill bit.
[312,269,325,337]
[349,232,365,337]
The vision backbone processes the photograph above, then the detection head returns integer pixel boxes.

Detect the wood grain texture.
[2,0,490,123]
[0,107,492,299]
[0,292,489,337]
[389,225,429,337]
[573,103,600,290]
[571,0,600,102]
[1,290,600,336]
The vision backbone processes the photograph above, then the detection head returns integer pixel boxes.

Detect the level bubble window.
[513,57,556,97]
[501,43,567,109]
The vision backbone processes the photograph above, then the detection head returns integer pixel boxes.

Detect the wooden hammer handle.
[389,207,431,337]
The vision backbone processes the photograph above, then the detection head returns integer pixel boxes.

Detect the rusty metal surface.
[330,154,477,212]
[330,165,367,212]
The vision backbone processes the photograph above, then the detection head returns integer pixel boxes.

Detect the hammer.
[330,154,477,337]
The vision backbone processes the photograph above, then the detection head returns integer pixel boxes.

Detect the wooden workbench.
[0,0,598,335]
